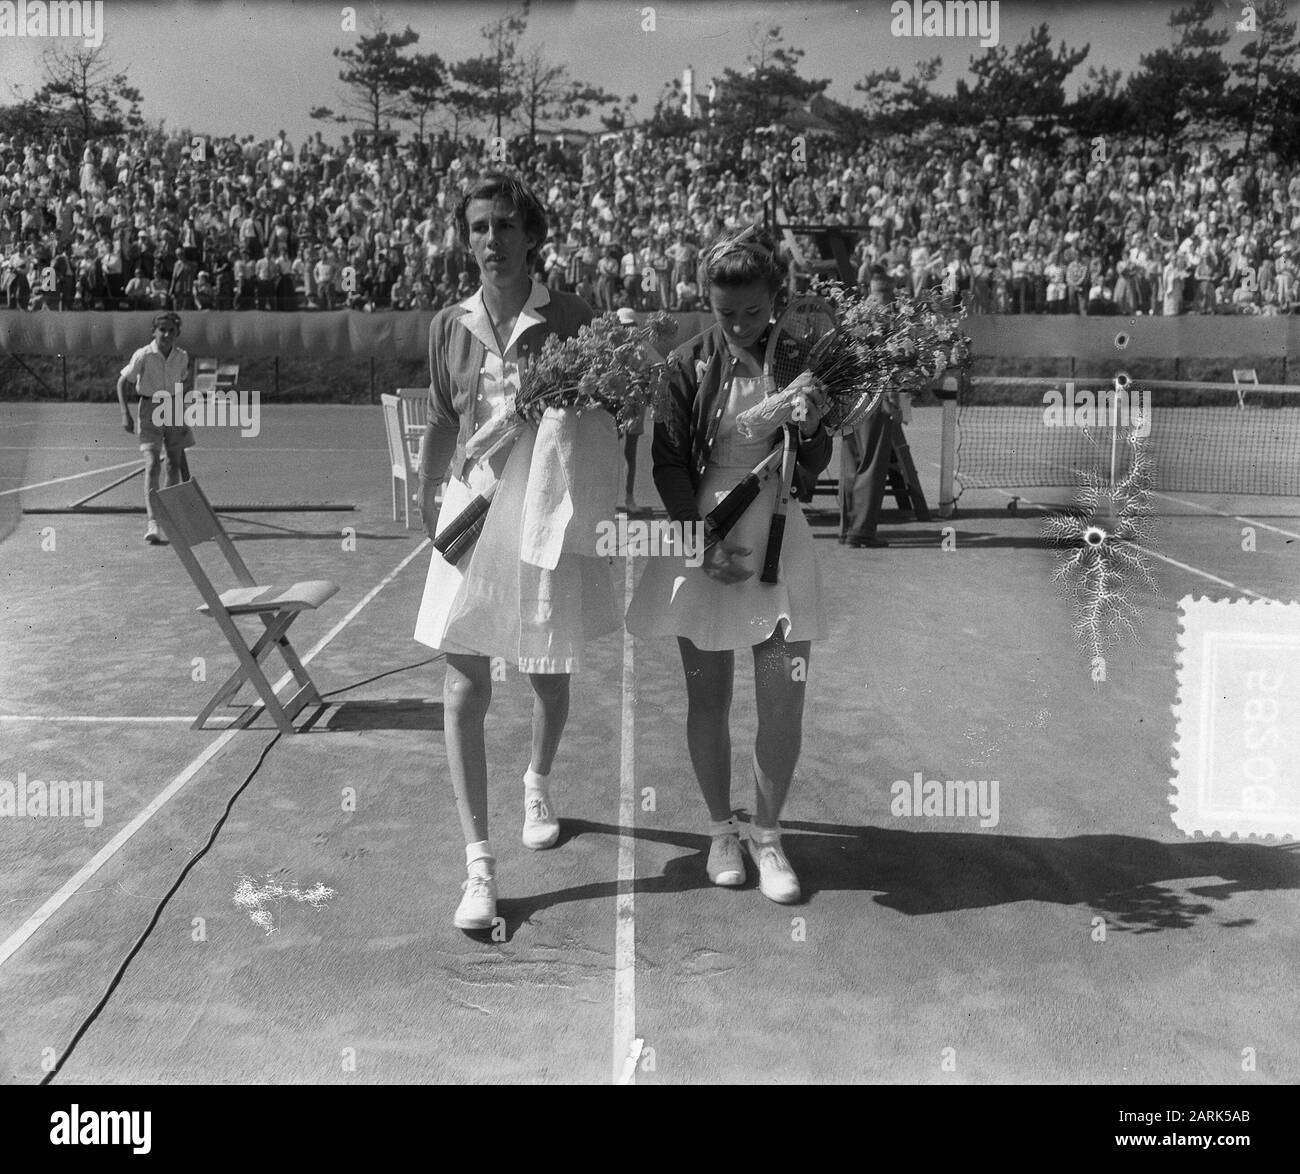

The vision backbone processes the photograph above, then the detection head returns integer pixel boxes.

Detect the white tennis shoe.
[522,784,560,850]
[746,834,801,904]
[707,834,746,886]
[454,861,498,930]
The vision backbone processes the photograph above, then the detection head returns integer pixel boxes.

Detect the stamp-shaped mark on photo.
[1172,597,1300,839]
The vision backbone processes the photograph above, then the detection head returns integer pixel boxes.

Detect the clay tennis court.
[1,397,1298,1084]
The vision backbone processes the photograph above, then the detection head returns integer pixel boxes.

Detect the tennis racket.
[703,443,785,547]
[430,411,529,565]
[432,481,497,564]
[759,296,839,583]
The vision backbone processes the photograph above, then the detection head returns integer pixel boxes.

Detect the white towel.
[519,407,620,569]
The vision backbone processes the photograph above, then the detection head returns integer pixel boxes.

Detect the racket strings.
[769,305,879,432]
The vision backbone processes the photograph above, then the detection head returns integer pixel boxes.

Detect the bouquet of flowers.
[434,311,678,564]
[813,281,973,428]
[515,311,679,433]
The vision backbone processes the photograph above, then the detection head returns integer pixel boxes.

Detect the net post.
[1108,375,1123,521]
[936,374,961,517]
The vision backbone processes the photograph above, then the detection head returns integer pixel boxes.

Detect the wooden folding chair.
[381,393,418,527]
[150,479,339,733]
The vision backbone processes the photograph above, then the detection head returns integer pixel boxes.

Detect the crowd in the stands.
[2,122,1298,315]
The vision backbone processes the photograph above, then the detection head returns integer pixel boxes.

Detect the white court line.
[1150,490,1300,541]
[927,460,1288,601]
[1131,543,1281,603]
[0,537,432,971]
[612,551,638,1085]
[0,459,139,496]
[977,483,1283,603]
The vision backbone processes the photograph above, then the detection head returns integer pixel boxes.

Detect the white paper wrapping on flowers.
[519,407,621,569]
[734,373,822,440]
[463,410,526,463]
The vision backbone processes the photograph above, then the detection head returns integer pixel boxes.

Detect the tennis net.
[952,378,1300,497]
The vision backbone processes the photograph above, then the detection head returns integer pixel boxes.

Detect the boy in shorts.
[116,311,194,544]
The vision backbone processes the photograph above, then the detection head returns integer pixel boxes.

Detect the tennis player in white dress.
[415,174,618,931]
[626,227,833,903]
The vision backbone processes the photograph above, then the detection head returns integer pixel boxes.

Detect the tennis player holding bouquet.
[414,173,623,931]
[626,226,834,904]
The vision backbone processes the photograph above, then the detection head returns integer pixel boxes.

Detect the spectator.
[193,269,215,309]
[125,266,151,309]
[620,243,638,308]
[1113,262,1138,316]
[597,245,619,312]
[273,244,295,310]
[1065,250,1088,315]
[213,253,235,310]
[169,251,195,312]
[675,271,700,311]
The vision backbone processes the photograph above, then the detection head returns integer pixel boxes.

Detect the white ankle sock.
[523,767,549,793]
[465,840,494,868]
[750,823,781,845]
[708,816,739,837]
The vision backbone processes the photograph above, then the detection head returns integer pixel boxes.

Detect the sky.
[0,0,1285,144]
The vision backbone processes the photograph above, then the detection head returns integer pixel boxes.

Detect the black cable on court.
[38,656,446,1082]
[39,730,282,1085]
[319,656,442,698]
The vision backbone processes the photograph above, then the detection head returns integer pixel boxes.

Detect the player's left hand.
[789,374,827,436]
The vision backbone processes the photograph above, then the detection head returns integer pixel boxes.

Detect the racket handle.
[760,512,786,583]
[706,475,760,540]
[432,491,493,556]
[440,514,487,565]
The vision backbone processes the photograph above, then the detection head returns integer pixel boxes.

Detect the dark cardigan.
[651,323,834,526]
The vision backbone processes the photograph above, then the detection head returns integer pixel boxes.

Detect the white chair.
[194,357,219,393]
[395,387,430,467]
[1231,368,1258,409]
[381,393,417,528]
[215,362,240,392]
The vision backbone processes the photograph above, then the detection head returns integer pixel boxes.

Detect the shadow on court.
[485,818,1300,937]
[307,698,444,732]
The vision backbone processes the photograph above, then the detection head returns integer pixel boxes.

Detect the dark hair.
[454,171,548,265]
[704,225,788,293]
[152,311,181,331]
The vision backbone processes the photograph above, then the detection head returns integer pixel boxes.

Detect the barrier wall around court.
[0,310,437,360]
[1,310,1296,366]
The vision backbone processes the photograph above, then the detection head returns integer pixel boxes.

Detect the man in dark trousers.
[839,267,899,548]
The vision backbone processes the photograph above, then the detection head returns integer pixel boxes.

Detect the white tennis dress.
[625,371,826,651]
